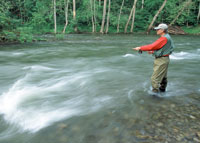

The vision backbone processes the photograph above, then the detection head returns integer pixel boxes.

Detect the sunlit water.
[0,34,200,143]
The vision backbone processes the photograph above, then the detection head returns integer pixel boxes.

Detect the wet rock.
[72,126,80,132]
[196,132,200,138]
[193,137,200,142]
[173,127,179,133]
[166,138,172,143]
[113,127,119,134]
[183,132,190,137]
[123,113,129,119]
[170,104,176,108]
[56,123,68,134]
[156,122,163,127]
[136,134,152,139]
[176,134,184,141]
[57,123,68,130]
[135,130,152,139]
[84,135,97,143]
[59,136,68,143]
[98,137,115,143]
[189,115,196,119]
[152,135,165,142]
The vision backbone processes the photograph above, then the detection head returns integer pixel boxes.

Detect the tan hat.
[154,23,168,30]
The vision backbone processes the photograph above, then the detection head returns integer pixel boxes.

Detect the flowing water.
[0,34,200,143]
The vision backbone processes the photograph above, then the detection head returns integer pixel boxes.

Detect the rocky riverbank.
[168,26,186,35]
[34,93,200,143]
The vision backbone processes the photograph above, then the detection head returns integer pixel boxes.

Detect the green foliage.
[55,34,65,40]
[1,28,34,43]
[182,25,200,34]
[0,0,199,43]
[3,31,17,41]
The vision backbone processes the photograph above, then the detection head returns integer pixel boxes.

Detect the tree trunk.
[53,0,57,34]
[187,7,190,27]
[105,0,111,33]
[100,0,107,33]
[130,0,138,33]
[117,0,125,33]
[63,0,69,33]
[90,0,95,33]
[124,0,135,33]
[169,0,192,26]
[99,0,101,6]
[141,0,144,9]
[146,0,167,34]
[197,2,200,24]
[94,0,97,32]
[73,0,77,32]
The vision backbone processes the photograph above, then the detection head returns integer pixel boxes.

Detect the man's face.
[156,29,164,35]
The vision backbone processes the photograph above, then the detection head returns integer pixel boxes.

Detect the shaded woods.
[0,0,199,42]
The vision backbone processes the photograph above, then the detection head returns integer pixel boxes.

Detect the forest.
[0,0,200,42]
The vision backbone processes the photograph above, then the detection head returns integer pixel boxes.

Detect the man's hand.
[133,47,141,51]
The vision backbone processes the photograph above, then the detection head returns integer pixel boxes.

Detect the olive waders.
[151,56,169,92]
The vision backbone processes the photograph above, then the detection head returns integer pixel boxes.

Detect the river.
[0,34,200,143]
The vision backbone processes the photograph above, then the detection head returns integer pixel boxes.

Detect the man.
[133,23,174,94]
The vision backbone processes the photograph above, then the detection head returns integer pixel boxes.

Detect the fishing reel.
[138,50,143,54]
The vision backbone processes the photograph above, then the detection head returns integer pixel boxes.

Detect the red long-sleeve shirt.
[140,36,167,51]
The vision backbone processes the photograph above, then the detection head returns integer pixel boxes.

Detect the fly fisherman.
[133,23,174,95]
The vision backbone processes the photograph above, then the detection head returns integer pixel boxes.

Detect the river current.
[0,34,200,143]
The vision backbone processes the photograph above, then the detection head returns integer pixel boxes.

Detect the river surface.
[0,34,200,143]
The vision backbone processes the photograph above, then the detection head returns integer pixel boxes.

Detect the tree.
[169,0,192,26]
[186,5,190,27]
[63,0,69,33]
[130,0,138,33]
[93,0,97,32]
[89,0,97,33]
[198,2,200,24]
[100,0,107,33]
[73,0,77,32]
[141,0,144,9]
[146,0,167,34]
[53,0,57,34]
[90,0,95,32]
[124,0,138,33]
[105,0,111,33]
[117,0,125,33]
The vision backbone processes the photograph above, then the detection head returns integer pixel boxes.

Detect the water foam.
[123,54,135,57]
[170,51,200,60]
[12,52,25,56]
[0,67,112,133]
[22,65,56,71]
[0,51,25,57]
[0,75,85,132]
